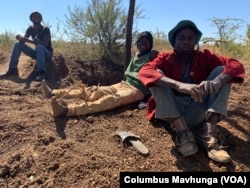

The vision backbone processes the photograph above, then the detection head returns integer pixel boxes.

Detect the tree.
[208,17,244,42]
[64,0,127,61]
[202,17,245,54]
[124,0,135,70]
[246,24,250,43]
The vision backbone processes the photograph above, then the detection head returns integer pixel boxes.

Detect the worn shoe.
[176,129,198,157]
[0,68,18,77]
[41,79,53,98]
[35,71,46,81]
[207,144,232,163]
[193,122,232,163]
[51,96,68,118]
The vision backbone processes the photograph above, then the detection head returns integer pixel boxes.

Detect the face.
[31,13,42,24]
[137,36,151,54]
[174,27,196,53]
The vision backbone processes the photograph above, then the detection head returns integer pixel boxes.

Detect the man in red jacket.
[138,20,245,163]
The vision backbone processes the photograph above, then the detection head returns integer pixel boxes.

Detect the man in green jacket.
[42,31,158,117]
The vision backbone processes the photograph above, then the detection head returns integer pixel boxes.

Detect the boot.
[35,70,46,81]
[0,68,18,77]
[51,97,68,118]
[42,79,53,98]
[194,122,232,163]
[171,117,198,157]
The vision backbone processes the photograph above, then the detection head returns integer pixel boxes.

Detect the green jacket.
[124,51,151,95]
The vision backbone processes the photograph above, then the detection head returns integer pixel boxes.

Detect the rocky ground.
[0,51,249,188]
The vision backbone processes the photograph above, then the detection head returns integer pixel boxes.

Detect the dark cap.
[136,31,153,51]
[168,20,202,47]
[29,11,43,21]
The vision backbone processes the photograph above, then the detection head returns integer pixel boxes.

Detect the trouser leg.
[52,83,117,100]
[150,86,180,119]
[9,42,36,69]
[150,85,198,157]
[65,81,144,116]
[193,66,232,163]
[66,94,120,116]
[35,44,52,72]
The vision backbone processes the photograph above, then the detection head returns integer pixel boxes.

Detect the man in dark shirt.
[0,11,53,81]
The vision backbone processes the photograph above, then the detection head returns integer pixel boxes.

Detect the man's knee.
[207,66,224,79]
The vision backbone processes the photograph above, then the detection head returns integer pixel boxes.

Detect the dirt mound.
[0,51,249,187]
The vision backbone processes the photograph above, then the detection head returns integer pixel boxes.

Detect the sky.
[0,0,249,41]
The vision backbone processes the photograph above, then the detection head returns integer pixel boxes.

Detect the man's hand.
[15,34,22,40]
[199,80,222,95]
[176,82,203,102]
[15,34,27,43]
[176,81,222,102]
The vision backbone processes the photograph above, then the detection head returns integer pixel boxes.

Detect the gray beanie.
[136,31,153,51]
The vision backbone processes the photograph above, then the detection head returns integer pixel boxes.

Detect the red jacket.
[138,49,245,121]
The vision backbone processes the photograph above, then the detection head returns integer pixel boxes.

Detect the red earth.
[0,50,249,187]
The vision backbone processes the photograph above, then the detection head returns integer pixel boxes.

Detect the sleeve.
[38,27,51,41]
[43,27,51,36]
[24,26,32,38]
[203,49,245,83]
[221,57,245,83]
[138,52,170,87]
